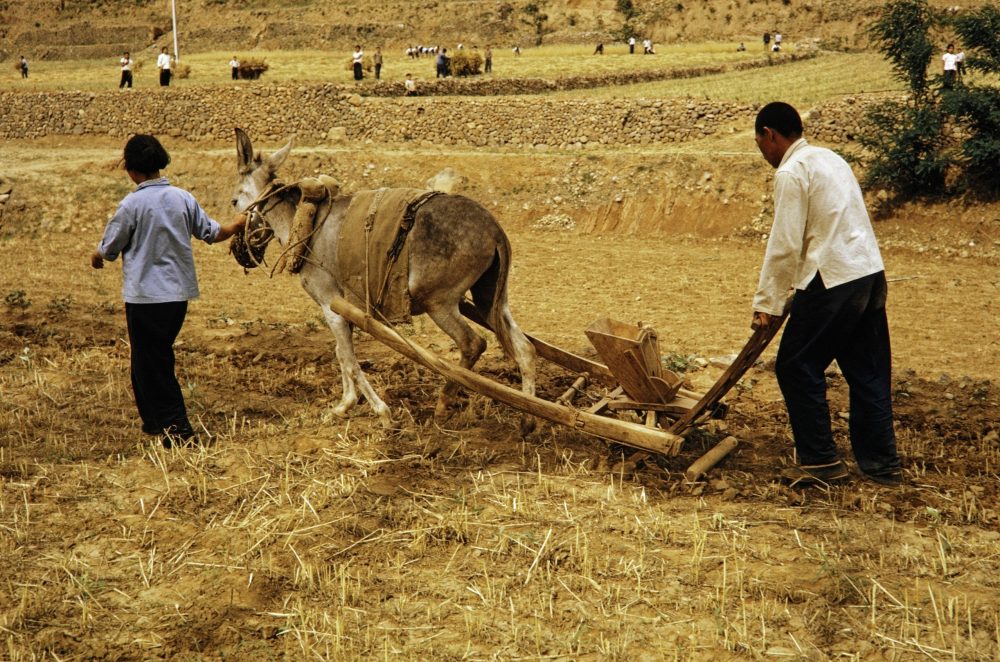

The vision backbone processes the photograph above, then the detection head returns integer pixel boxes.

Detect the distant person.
[119,51,133,89]
[942,43,958,89]
[404,73,417,96]
[737,42,746,52]
[763,32,771,50]
[373,47,383,80]
[512,44,520,56]
[352,45,364,81]
[91,134,247,446]
[628,36,636,54]
[156,47,172,86]
[643,38,655,54]
[774,31,783,49]
[750,101,901,488]
[955,46,966,82]
[19,55,28,79]
[772,43,781,52]
[435,48,449,78]
[594,42,604,55]
[484,44,493,73]
[230,55,239,80]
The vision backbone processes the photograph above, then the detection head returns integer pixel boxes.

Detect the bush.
[173,61,191,79]
[237,57,269,80]
[449,50,483,76]
[859,100,950,198]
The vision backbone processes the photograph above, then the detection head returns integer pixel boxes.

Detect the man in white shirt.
[752,102,902,487]
[628,36,635,54]
[157,47,172,86]
[230,56,239,80]
[942,43,958,89]
[119,51,133,89]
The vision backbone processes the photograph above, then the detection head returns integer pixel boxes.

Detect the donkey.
[231,128,536,427]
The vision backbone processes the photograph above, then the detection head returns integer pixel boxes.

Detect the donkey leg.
[425,305,487,419]
[500,305,539,436]
[321,306,393,426]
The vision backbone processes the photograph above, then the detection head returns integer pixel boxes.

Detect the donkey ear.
[235,128,254,175]
[266,138,293,176]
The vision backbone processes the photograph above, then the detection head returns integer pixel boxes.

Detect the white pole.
[171,0,180,61]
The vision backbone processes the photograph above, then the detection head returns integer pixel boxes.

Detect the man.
[628,35,635,54]
[230,55,240,81]
[942,43,958,89]
[373,47,383,80]
[119,51,133,89]
[435,47,449,78]
[751,102,902,487]
[404,73,417,96]
[352,45,364,81]
[156,47,172,86]
[484,45,493,73]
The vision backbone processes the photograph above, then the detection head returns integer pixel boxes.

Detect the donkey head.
[232,127,292,213]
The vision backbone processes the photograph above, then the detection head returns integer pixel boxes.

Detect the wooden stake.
[685,436,739,482]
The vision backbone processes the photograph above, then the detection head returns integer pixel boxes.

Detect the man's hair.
[755,101,803,139]
[124,134,170,174]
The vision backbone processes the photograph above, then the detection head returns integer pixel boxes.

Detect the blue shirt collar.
[135,177,170,191]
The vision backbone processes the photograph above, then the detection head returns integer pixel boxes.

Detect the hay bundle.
[237,57,269,80]
[173,61,191,79]
[450,51,483,77]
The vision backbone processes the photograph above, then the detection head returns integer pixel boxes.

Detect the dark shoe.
[780,460,850,487]
[161,424,197,449]
[861,468,903,486]
[141,422,162,435]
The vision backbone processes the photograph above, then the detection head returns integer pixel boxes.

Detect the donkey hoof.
[519,415,537,438]
[332,402,354,419]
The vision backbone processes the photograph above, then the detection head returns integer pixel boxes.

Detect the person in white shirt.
[628,36,635,54]
[404,73,417,96]
[955,47,965,83]
[751,101,901,487]
[774,31,782,48]
[230,56,239,80]
[352,45,364,81]
[942,43,958,89]
[119,51,133,89]
[157,47,172,87]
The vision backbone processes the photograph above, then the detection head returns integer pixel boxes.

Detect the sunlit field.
[6,42,788,93]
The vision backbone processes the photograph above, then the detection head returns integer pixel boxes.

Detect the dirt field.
[1,134,999,660]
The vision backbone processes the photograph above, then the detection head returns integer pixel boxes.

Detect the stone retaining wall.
[0,54,885,148]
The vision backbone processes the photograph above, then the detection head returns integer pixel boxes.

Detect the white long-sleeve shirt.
[753,138,884,316]
[157,52,172,70]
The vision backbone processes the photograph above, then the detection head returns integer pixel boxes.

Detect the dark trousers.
[119,71,132,88]
[485,58,492,73]
[353,62,362,80]
[125,302,193,437]
[232,67,239,80]
[160,69,171,86]
[775,271,900,475]
[375,63,381,79]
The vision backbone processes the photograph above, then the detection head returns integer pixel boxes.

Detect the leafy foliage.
[859,101,949,197]
[522,3,554,46]
[940,86,1000,195]
[867,0,936,100]
[952,4,1000,73]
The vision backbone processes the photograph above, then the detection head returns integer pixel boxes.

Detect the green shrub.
[859,100,949,198]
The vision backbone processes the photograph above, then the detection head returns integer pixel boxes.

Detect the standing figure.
[774,31,782,49]
[435,47,449,78]
[404,73,417,96]
[91,135,246,446]
[374,47,383,80]
[157,47,172,86]
[484,44,493,73]
[763,32,771,51]
[119,51,133,89]
[352,45,364,81]
[942,43,958,89]
[19,55,28,79]
[955,46,966,83]
[628,36,635,54]
[230,55,240,80]
[751,102,902,487]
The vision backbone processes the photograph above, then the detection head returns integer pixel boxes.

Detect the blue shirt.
[98,177,220,304]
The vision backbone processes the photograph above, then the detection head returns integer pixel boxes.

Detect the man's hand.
[91,251,104,269]
[751,311,772,330]
[215,212,248,242]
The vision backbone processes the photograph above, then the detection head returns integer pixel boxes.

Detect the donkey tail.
[470,233,516,361]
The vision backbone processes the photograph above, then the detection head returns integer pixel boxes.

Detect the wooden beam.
[333,296,684,456]
[685,436,739,482]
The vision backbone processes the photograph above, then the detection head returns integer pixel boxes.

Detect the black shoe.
[861,469,903,486]
[141,423,162,435]
[161,424,197,449]
[780,460,850,487]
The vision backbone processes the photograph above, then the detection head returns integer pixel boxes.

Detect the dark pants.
[160,69,171,86]
[485,58,492,73]
[943,69,956,89]
[119,71,132,88]
[353,62,363,80]
[125,302,193,438]
[776,271,900,476]
[375,63,381,79]
[232,67,239,80]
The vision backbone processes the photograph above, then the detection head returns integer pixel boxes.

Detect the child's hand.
[91,251,104,269]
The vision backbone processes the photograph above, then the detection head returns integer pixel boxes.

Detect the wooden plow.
[329,295,787,479]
